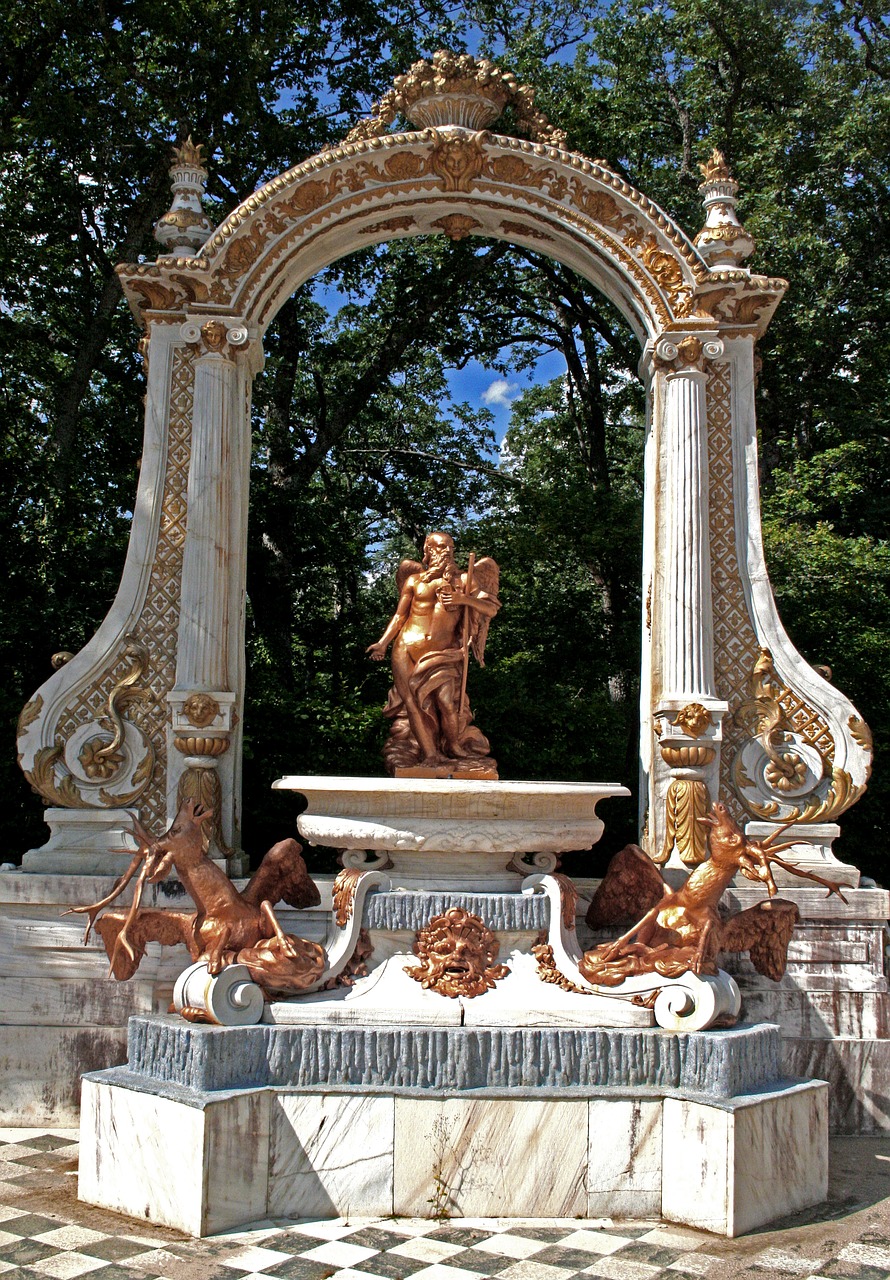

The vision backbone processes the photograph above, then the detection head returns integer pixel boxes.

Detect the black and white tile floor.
[1,1132,889,1280]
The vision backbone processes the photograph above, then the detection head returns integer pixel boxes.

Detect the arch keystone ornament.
[18,57,870,881]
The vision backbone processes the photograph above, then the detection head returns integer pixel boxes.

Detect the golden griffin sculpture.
[66,800,325,999]
[582,801,846,985]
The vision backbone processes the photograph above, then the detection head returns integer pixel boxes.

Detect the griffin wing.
[396,559,424,595]
[241,838,321,910]
[585,844,666,928]
[96,909,196,980]
[719,899,800,981]
[468,556,500,666]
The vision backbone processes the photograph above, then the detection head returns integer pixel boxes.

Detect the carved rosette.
[407,908,508,998]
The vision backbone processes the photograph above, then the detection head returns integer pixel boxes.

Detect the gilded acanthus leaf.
[17,695,43,737]
[25,746,91,808]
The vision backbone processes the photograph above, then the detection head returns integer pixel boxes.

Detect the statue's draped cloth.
[382,646,492,773]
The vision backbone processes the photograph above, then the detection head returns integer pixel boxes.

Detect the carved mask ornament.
[408,907,508,998]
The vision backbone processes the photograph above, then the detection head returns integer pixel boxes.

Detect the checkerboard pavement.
[0,1131,888,1280]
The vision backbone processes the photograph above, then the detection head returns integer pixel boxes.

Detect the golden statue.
[367,532,500,777]
[581,801,846,985]
[66,800,325,1008]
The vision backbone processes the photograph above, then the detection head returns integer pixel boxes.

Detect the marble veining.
[268,1094,394,1217]
[393,1097,587,1217]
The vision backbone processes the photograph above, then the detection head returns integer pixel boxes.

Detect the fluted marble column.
[646,335,728,866]
[168,318,255,865]
[661,363,714,701]
[176,336,241,691]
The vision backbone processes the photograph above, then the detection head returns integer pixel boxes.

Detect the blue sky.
[445,352,566,447]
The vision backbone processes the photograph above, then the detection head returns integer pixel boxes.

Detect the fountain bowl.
[272,775,629,887]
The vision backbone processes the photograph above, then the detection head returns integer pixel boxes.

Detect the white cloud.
[481,377,519,408]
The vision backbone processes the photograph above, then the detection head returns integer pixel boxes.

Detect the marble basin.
[272,775,629,885]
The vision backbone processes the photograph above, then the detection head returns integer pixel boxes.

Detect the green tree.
[5,0,889,878]
[467,0,890,873]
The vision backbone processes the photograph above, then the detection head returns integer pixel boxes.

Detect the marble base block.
[21,809,140,876]
[80,1072,828,1235]
[79,1016,829,1237]
[588,1098,663,1218]
[79,1077,270,1235]
[661,1080,829,1236]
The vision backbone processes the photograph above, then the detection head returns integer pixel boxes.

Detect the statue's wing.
[396,559,423,595]
[585,844,666,928]
[719,899,800,981]
[468,556,500,666]
[242,838,321,910]
[96,909,196,980]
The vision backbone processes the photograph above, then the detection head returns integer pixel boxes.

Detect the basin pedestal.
[78,776,830,1237]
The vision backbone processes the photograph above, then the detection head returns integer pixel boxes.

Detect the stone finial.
[154,135,214,257]
[694,148,755,268]
[345,50,567,148]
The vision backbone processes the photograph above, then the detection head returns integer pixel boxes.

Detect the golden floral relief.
[431,213,481,241]
[658,778,710,866]
[331,867,364,928]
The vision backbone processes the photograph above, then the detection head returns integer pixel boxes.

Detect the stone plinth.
[79,1016,827,1237]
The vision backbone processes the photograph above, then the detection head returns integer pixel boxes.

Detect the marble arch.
[17,57,871,882]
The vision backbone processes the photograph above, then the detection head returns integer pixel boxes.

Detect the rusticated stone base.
[125,1015,781,1097]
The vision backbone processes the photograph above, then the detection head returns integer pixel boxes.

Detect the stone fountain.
[39,43,878,1245]
[80,764,821,1238]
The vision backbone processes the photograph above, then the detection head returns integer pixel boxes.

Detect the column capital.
[654,334,724,372]
[180,316,254,360]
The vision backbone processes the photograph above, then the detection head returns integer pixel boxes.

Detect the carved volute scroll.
[17,54,870,874]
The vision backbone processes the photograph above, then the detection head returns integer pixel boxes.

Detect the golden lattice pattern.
[50,349,193,829]
[777,687,835,765]
[55,649,133,745]
[707,360,761,819]
[708,360,835,817]
[127,345,193,829]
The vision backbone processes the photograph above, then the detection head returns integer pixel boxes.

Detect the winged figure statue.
[367,531,501,776]
[66,800,324,1001]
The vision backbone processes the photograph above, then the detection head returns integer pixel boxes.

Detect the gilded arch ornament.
[17,54,871,881]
